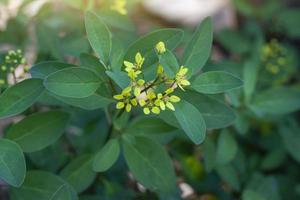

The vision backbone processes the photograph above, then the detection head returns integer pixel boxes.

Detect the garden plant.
[0,0,300,199]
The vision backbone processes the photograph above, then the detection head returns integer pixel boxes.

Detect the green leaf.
[60,155,96,193]
[242,190,266,200]
[216,130,238,165]
[122,135,176,192]
[30,61,77,79]
[216,164,240,191]
[126,116,177,135]
[80,53,108,81]
[243,59,258,103]
[183,91,236,129]
[10,171,78,200]
[250,87,300,115]
[85,11,111,64]
[124,29,183,64]
[0,139,26,187]
[158,50,179,77]
[0,79,44,119]
[44,67,101,98]
[217,29,251,54]
[6,111,70,153]
[277,9,300,38]
[192,71,243,94]
[182,17,213,76]
[110,37,126,71]
[50,89,113,110]
[93,138,120,172]
[203,137,217,172]
[106,71,130,89]
[174,100,206,144]
[279,119,300,163]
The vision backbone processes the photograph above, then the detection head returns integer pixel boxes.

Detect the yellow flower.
[156,41,166,54]
[175,66,190,90]
[113,87,136,111]
[111,0,127,15]
[128,69,141,80]
[124,52,144,80]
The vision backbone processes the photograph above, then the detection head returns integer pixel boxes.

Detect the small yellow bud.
[139,99,146,107]
[160,101,166,110]
[178,66,188,76]
[165,88,174,94]
[151,107,160,114]
[180,79,190,86]
[113,94,124,100]
[135,52,144,68]
[166,102,175,111]
[131,99,138,106]
[116,102,125,109]
[126,103,132,112]
[134,87,141,97]
[122,86,132,95]
[143,107,150,115]
[124,61,134,71]
[111,0,127,15]
[156,41,166,54]
[157,64,164,75]
[169,95,180,103]
[137,79,145,86]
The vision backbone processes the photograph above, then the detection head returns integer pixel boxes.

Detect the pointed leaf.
[174,100,206,144]
[182,17,213,75]
[192,71,243,94]
[93,139,120,172]
[30,61,76,79]
[10,171,78,200]
[44,67,101,98]
[60,155,96,193]
[85,11,111,64]
[6,111,70,153]
[0,79,44,119]
[123,135,176,192]
[0,139,26,187]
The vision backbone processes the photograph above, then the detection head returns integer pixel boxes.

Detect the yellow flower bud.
[116,102,125,109]
[143,107,150,115]
[126,103,132,112]
[160,101,166,110]
[131,99,138,106]
[151,106,160,114]
[137,79,145,86]
[157,64,164,75]
[169,95,180,103]
[166,102,175,111]
[113,94,124,100]
[139,99,146,107]
[165,88,174,94]
[156,41,166,54]
[135,52,144,68]
[134,87,141,97]
[180,79,190,86]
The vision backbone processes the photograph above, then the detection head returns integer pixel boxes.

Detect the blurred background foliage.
[1,0,300,199]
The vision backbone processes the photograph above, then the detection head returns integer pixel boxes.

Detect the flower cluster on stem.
[113,41,190,115]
